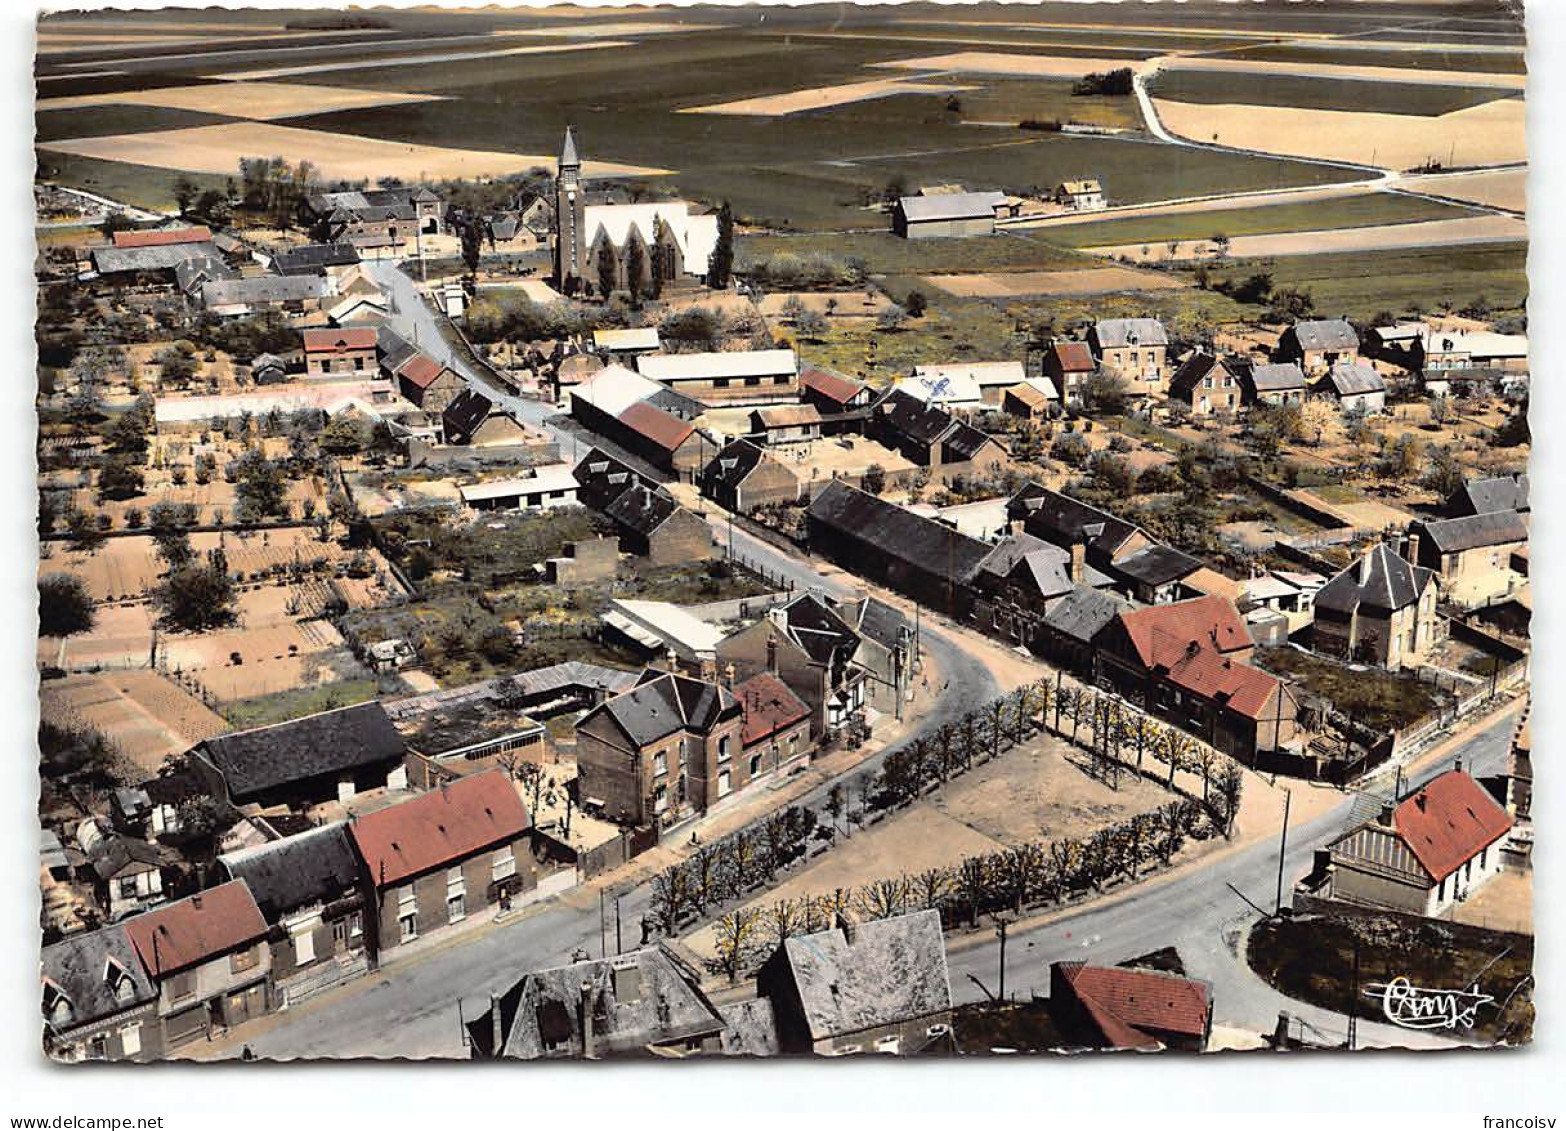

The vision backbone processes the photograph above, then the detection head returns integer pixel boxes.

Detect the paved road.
[944,705,1519,1050]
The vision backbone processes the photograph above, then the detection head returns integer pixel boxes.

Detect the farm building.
[871,389,1005,477]
[1422,329,1529,374]
[197,275,328,319]
[1242,361,1307,406]
[592,327,661,361]
[1318,360,1386,414]
[1055,179,1107,211]
[1040,341,1097,406]
[800,366,873,415]
[893,371,983,413]
[615,399,707,474]
[914,361,1026,407]
[602,599,726,669]
[459,465,581,512]
[1049,962,1212,1051]
[701,438,802,512]
[153,382,395,436]
[1279,318,1359,376]
[394,351,465,413]
[270,242,360,277]
[1002,377,1060,421]
[891,190,1009,239]
[637,349,799,408]
[751,404,823,445]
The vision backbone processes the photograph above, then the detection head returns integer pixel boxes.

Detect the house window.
[492,846,516,882]
[1437,877,1446,902]
[773,375,788,385]
[230,946,260,975]
[653,785,668,813]
[332,913,362,948]
[398,885,418,941]
[718,735,731,764]
[119,1023,141,1057]
[715,378,730,388]
[447,867,467,923]
[654,751,668,777]
[400,911,419,942]
[750,753,763,777]
[167,970,196,1003]
[718,771,731,798]
[118,877,138,900]
[294,925,316,966]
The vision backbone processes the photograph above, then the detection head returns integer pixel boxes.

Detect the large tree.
[38,574,95,639]
[596,239,619,299]
[624,235,647,302]
[232,450,287,521]
[155,550,236,631]
[706,201,734,289]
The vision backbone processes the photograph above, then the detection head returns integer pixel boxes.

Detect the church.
[553,127,719,296]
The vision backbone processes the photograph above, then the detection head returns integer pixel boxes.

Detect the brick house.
[122,882,272,1050]
[575,669,743,829]
[302,326,378,378]
[1321,770,1513,917]
[799,365,873,416]
[1313,543,1439,668]
[1041,341,1096,406]
[42,924,163,1062]
[219,823,368,1009]
[1168,352,1242,416]
[614,399,707,474]
[719,593,867,739]
[1278,318,1359,376]
[1088,318,1169,396]
[1094,595,1300,759]
[602,482,716,566]
[734,671,813,793]
[1049,962,1213,1051]
[395,351,465,414]
[700,438,802,512]
[756,909,953,1055]
[1410,511,1529,609]
[348,769,538,959]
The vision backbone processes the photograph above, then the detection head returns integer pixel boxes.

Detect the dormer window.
[43,981,72,1026]
[104,957,135,1005]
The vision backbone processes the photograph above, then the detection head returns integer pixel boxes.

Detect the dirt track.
[1160,55,1525,91]
[872,50,1145,78]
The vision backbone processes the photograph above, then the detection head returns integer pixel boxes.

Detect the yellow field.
[1160,55,1526,91]
[681,77,975,117]
[1089,214,1527,261]
[39,82,446,121]
[1401,168,1527,214]
[872,50,1146,78]
[923,265,1188,297]
[1153,96,1526,172]
[42,120,670,184]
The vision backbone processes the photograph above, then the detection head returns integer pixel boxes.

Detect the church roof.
[560,127,580,168]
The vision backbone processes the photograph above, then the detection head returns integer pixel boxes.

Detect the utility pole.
[1274,789,1292,916]
[599,888,607,958]
[614,890,623,956]
[996,917,1010,1002]
[1347,935,1360,1051]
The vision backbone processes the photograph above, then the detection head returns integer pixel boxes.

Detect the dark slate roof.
[1453,474,1529,516]
[1324,360,1385,397]
[88,835,162,881]
[201,275,326,307]
[219,823,360,924]
[42,924,156,1031]
[604,482,683,537]
[197,702,405,802]
[1093,318,1168,349]
[719,997,780,1056]
[704,438,767,490]
[377,324,422,373]
[1419,511,1528,554]
[1111,543,1204,588]
[975,532,1053,580]
[272,243,359,275]
[878,389,956,448]
[1007,484,1141,560]
[91,242,220,275]
[776,593,861,669]
[1315,543,1433,616]
[1249,362,1306,392]
[508,661,639,701]
[643,386,706,420]
[591,670,738,747]
[442,387,494,446]
[469,944,725,1059]
[942,422,996,462]
[1043,585,1128,644]
[574,447,656,512]
[807,481,991,585]
[1168,351,1227,395]
[774,910,951,1042]
[836,595,912,652]
[1290,318,1359,352]
[486,213,521,241]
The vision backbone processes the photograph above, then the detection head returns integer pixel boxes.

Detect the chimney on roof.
[1379,802,1395,824]
[578,980,597,1060]
[835,908,856,945]
[723,662,736,689]
[191,894,203,911]
[1407,533,1420,567]
[1359,551,1373,586]
[699,656,717,684]
[1454,756,1463,775]
[1415,793,1427,812]
[766,636,779,674]
[490,991,502,1056]
[666,647,678,671]
[1070,541,1085,585]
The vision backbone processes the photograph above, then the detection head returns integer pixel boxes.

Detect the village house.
[1318,770,1513,918]
[1040,340,1097,406]
[756,909,953,1055]
[1094,595,1300,759]
[348,769,538,959]
[718,592,868,739]
[466,945,732,1059]
[197,275,328,320]
[1088,318,1169,396]
[1241,568,1326,636]
[751,404,823,446]
[602,481,717,566]
[575,669,744,828]
[1001,377,1061,421]
[188,701,408,810]
[1364,321,1428,370]
[1242,361,1308,407]
[1317,359,1387,414]
[835,595,916,717]
[553,128,718,293]
[1410,512,1529,609]
[1036,585,1129,675]
[327,292,389,326]
[1421,329,1529,376]
[807,480,991,615]
[611,400,708,474]
[302,186,444,252]
[1278,318,1359,376]
[270,242,360,277]
[1048,962,1213,1052]
[592,326,661,362]
[1313,542,1439,667]
[218,823,368,1008]
[573,447,658,511]
[637,349,800,408]
[894,370,983,413]
[891,190,1009,239]
[439,387,538,452]
[1168,352,1242,416]
[733,671,814,786]
[81,826,165,921]
[1006,484,1174,596]
[302,326,378,378]
[871,389,1007,479]
[42,923,162,1062]
[968,532,1115,648]
[122,881,272,1050]
[914,361,1027,407]
[1056,179,1107,211]
[700,438,802,512]
[1448,472,1529,517]
[393,351,465,413]
[800,365,874,417]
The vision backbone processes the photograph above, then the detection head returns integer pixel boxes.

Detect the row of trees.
[647,806,820,936]
[707,795,1207,983]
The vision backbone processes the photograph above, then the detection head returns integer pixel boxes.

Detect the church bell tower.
[554,126,585,289]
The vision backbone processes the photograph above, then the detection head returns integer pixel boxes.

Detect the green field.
[740,229,1094,274]
[36,105,238,144]
[1148,68,1520,116]
[1194,241,1528,320]
[1037,191,1481,248]
[952,78,1142,129]
[35,150,230,212]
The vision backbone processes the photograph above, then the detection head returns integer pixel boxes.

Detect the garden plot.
[42,120,669,183]
[872,50,1146,78]
[38,82,446,121]
[40,671,226,773]
[1402,168,1527,213]
[681,77,976,117]
[756,290,898,320]
[922,265,1187,297]
[1089,214,1526,261]
[1152,96,1525,171]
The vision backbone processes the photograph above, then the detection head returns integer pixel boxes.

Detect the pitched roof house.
[1313,543,1438,667]
[700,437,802,513]
[1449,473,1529,517]
[42,924,161,1062]
[1049,962,1213,1051]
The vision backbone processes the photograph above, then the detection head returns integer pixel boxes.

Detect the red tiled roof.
[1057,962,1210,1048]
[735,672,811,747]
[1049,342,1095,372]
[123,881,267,977]
[618,400,695,452]
[1394,770,1513,883]
[112,226,212,249]
[302,327,378,354]
[1163,644,1281,720]
[396,352,446,389]
[800,366,866,407]
[1118,595,1251,669]
[350,769,529,887]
